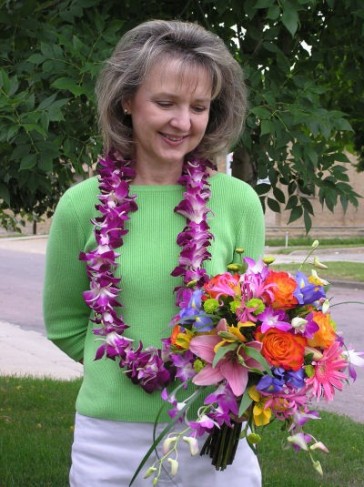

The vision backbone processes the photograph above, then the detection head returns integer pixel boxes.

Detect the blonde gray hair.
[96,19,247,161]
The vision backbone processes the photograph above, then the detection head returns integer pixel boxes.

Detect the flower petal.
[219,360,248,396]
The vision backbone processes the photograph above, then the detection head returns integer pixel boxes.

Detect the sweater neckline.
[130,172,221,191]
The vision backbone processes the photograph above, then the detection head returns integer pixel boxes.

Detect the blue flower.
[179,289,213,331]
[294,272,325,305]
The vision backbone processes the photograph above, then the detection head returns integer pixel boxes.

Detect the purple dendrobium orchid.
[188,415,218,437]
[81,153,213,393]
[257,307,292,333]
[170,350,196,384]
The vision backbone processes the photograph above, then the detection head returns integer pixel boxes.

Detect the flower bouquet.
[131,243,363,485]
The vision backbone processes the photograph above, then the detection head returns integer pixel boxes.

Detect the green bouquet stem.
[200,420,243,470]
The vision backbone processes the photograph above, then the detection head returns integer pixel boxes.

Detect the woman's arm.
[43,190,91,362]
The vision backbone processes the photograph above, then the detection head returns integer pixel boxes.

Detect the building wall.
[264,153,364,237]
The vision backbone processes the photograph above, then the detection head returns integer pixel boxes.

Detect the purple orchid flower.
[257,307,292,333]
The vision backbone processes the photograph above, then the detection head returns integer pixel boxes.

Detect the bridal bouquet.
[132,243,363,485]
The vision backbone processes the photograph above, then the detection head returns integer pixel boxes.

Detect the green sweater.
[43,172,265,423]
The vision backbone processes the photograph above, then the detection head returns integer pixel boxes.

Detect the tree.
[0,0,363,232]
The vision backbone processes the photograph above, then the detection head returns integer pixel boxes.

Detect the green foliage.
[1,0,363,231]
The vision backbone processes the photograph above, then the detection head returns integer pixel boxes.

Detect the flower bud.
[247,433,261,444]
[193,358,204,373]
[312,240,319,249]
[168,458,179,476]
[162,436,177,454]
[305,346,323,361]
[144,466,157,479]
[313,256,328,269]
[312,459,323,476]
[304,364,315,378]
[235,247,245,254]
[183,436,199,455]
[187,279,198,288]
[310,441,329,453]
[227,263,241,272]
[291,317,308,329]
[321,299,330,314]
[263,256,275,265]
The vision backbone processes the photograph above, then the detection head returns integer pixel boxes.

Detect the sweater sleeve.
[236,183,265,261]
[43,190,91,362]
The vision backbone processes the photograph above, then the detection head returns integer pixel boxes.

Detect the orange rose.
[307,311,336,348]
[264,270,298,310]
[257,328,307,371]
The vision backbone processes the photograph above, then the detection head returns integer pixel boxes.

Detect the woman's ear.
[122,98,132,115]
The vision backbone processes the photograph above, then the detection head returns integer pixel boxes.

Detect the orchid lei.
[80,151,213,393]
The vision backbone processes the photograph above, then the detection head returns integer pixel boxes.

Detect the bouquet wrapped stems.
[200,420,243,470]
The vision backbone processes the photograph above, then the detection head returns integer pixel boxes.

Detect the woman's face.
[124,58,212,169]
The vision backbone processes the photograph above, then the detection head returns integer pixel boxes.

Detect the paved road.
[0,248,45,333]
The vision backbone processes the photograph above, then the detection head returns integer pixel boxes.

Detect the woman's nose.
[170,107,191,132]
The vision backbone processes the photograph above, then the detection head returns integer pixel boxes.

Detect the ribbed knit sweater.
[43,172,265,423]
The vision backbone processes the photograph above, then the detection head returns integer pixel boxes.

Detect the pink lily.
[189,321,264,397]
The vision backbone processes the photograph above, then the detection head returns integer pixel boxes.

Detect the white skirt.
[70,413,262,487]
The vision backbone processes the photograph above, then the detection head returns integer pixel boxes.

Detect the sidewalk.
[0,320,83,380]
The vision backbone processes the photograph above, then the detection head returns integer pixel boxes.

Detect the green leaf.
[303,209,312,233]
[266,4,280,20]
[273,187,286,204]
[38,94,57,110]
[281,3,299,36]
[250,106,271,119]
[242,345,272,374]
[0,183,10,205]
[254,0,275,8]
[288,205,303,223]
[27,53,45,65]
[19,154,37,171]
[52,78,85,96]
[267,197,281,213]
[255,183,271,195]
[261,119,275,136]
[212,343,237,368]
[238,390,253,417]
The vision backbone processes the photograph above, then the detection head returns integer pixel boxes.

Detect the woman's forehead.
[143,57,213,97]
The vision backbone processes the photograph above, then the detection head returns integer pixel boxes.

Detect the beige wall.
[264,153,364,237]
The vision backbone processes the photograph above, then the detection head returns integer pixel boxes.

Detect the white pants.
[70,413,262,487]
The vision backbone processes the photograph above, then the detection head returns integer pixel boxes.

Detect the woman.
[44,20,265,486]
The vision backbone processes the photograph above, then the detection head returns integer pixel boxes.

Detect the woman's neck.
[132,159,184,185]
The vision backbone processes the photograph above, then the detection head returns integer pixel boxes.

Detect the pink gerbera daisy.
[306,341,348,401]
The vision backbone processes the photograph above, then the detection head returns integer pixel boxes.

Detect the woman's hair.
[96,19,247,161]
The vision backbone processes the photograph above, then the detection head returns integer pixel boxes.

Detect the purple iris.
[179,289,213,331]
[294,272,326,305]
[257,368,285,393]
[257,367,305,393]
[285,369,305,389]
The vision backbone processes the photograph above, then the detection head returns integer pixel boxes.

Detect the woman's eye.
[156,101,173,108]
[192,105,208,113]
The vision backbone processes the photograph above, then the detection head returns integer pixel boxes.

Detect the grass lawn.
[1,376,364,486]
[271,261,364,283]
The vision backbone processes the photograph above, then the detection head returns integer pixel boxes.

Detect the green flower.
[203,298,219,313]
